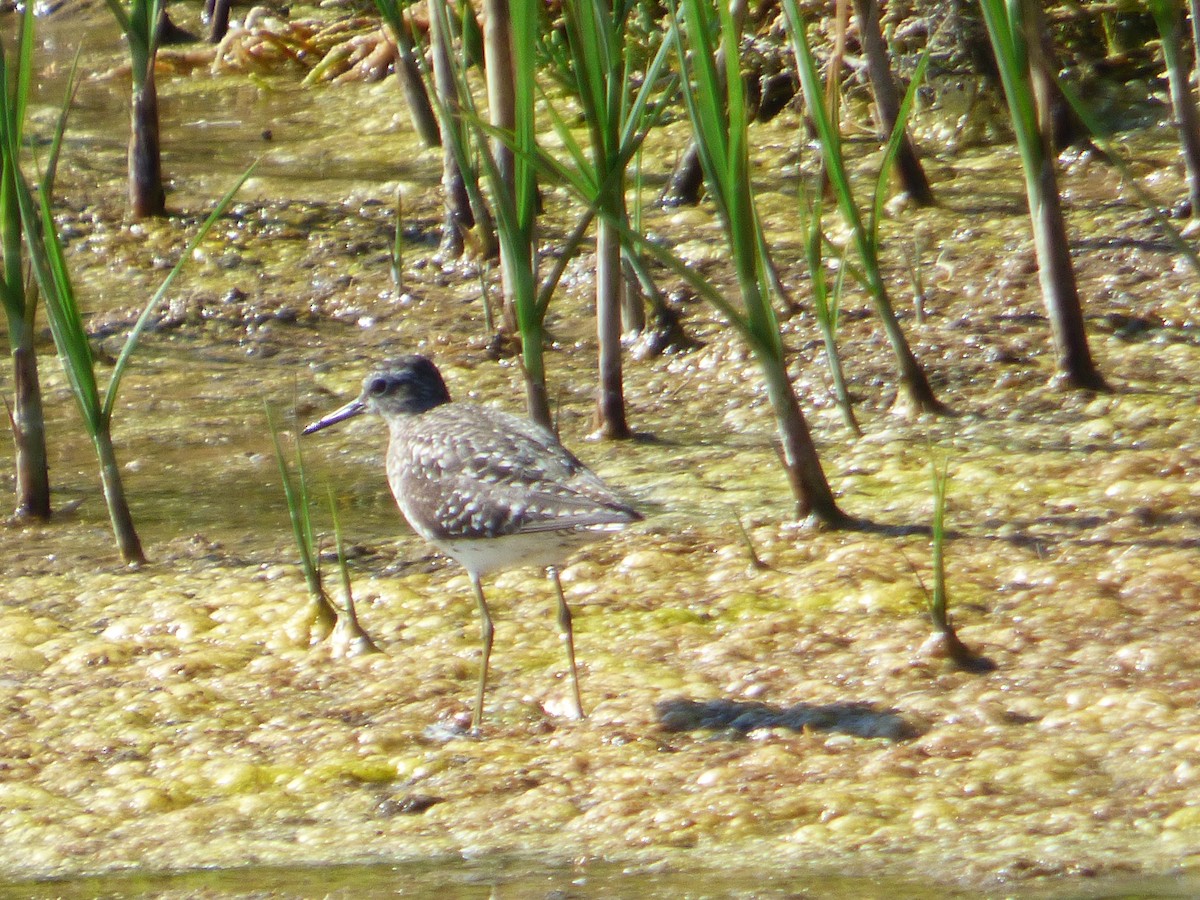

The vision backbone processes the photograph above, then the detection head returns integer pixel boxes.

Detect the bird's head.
[302,355,451,434]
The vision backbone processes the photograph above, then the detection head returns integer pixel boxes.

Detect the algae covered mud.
[4,2,1200,896]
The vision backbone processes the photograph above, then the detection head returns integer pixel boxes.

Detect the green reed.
[923,456,994,672]
[102,0,167,217]
[782,0,944,415]
[539,0,676,436]
[420,0,549,423]
[268,407,339,643]
[0,3,50,519]
[977,0,1105,391]
[268,406,381,654]
[1,24,254,562]
[500,0,549,425]
[903,236,927,326]
[800,187,860,437]
[927,456,950,635]
[669,0,845,525]
[371,0,441,147]
[1150,0,1200,218]
[389,189,405,297]
[977,0,1043,187]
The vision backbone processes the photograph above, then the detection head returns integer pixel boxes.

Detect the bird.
[303,355,642,731]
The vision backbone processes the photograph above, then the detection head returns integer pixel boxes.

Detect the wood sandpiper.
[303,355,641,731]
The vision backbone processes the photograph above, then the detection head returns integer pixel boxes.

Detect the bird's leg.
[548,566,585,719]
[470,573,494,732]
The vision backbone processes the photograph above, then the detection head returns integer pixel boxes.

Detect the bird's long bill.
[302,398,366,435]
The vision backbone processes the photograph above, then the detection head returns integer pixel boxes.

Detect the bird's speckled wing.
[387,403,639,541]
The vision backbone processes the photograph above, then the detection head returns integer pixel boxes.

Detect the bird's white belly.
[427,530,601,578]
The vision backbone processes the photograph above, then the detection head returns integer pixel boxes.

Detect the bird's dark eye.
[368,377,389,396]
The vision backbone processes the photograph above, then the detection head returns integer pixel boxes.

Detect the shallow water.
[3,2,1200,895]
[0,858,983,899]
[7,857,1200,899]
[7,859,1200,900]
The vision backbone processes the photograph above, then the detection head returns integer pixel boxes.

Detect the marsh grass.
[902,236,927,326]
[668,0,845,525]
[1148,0,1200,218]
[0,3,50,519]
[799,187,860,437]
[977,0,1106,391]
[424,0,671,427]
[1,19,255,562]
[268,407,338,644]
[921,457,994,673]
[412,0,495,260]
[102,0,167,217]
[731,511,768,571]
[1,23,148,560]
[389,188,405,297]
[267,404,379,654]
[501,0,552,426]
[782,0,943,415]
[372,0,441,148]
[927,456,950,633]
[538,0,677,435]
[419,0,550,423]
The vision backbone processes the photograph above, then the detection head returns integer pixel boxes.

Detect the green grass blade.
[537,86,598,196]
[783,0,863,243]
[671,0,730,221]
[618,30,676,151]
[102,0,133,35]
[929,455,949,631]
[29,168,103,430]
[1,38,26,323]
[41,48,83,200]
[510,0,539,235]
[328,490,354,615]
[13,1,35,142]
[267,404,322,599]
[371,0,405,41]
[1,31,101,431]
[978,0,1040,176]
